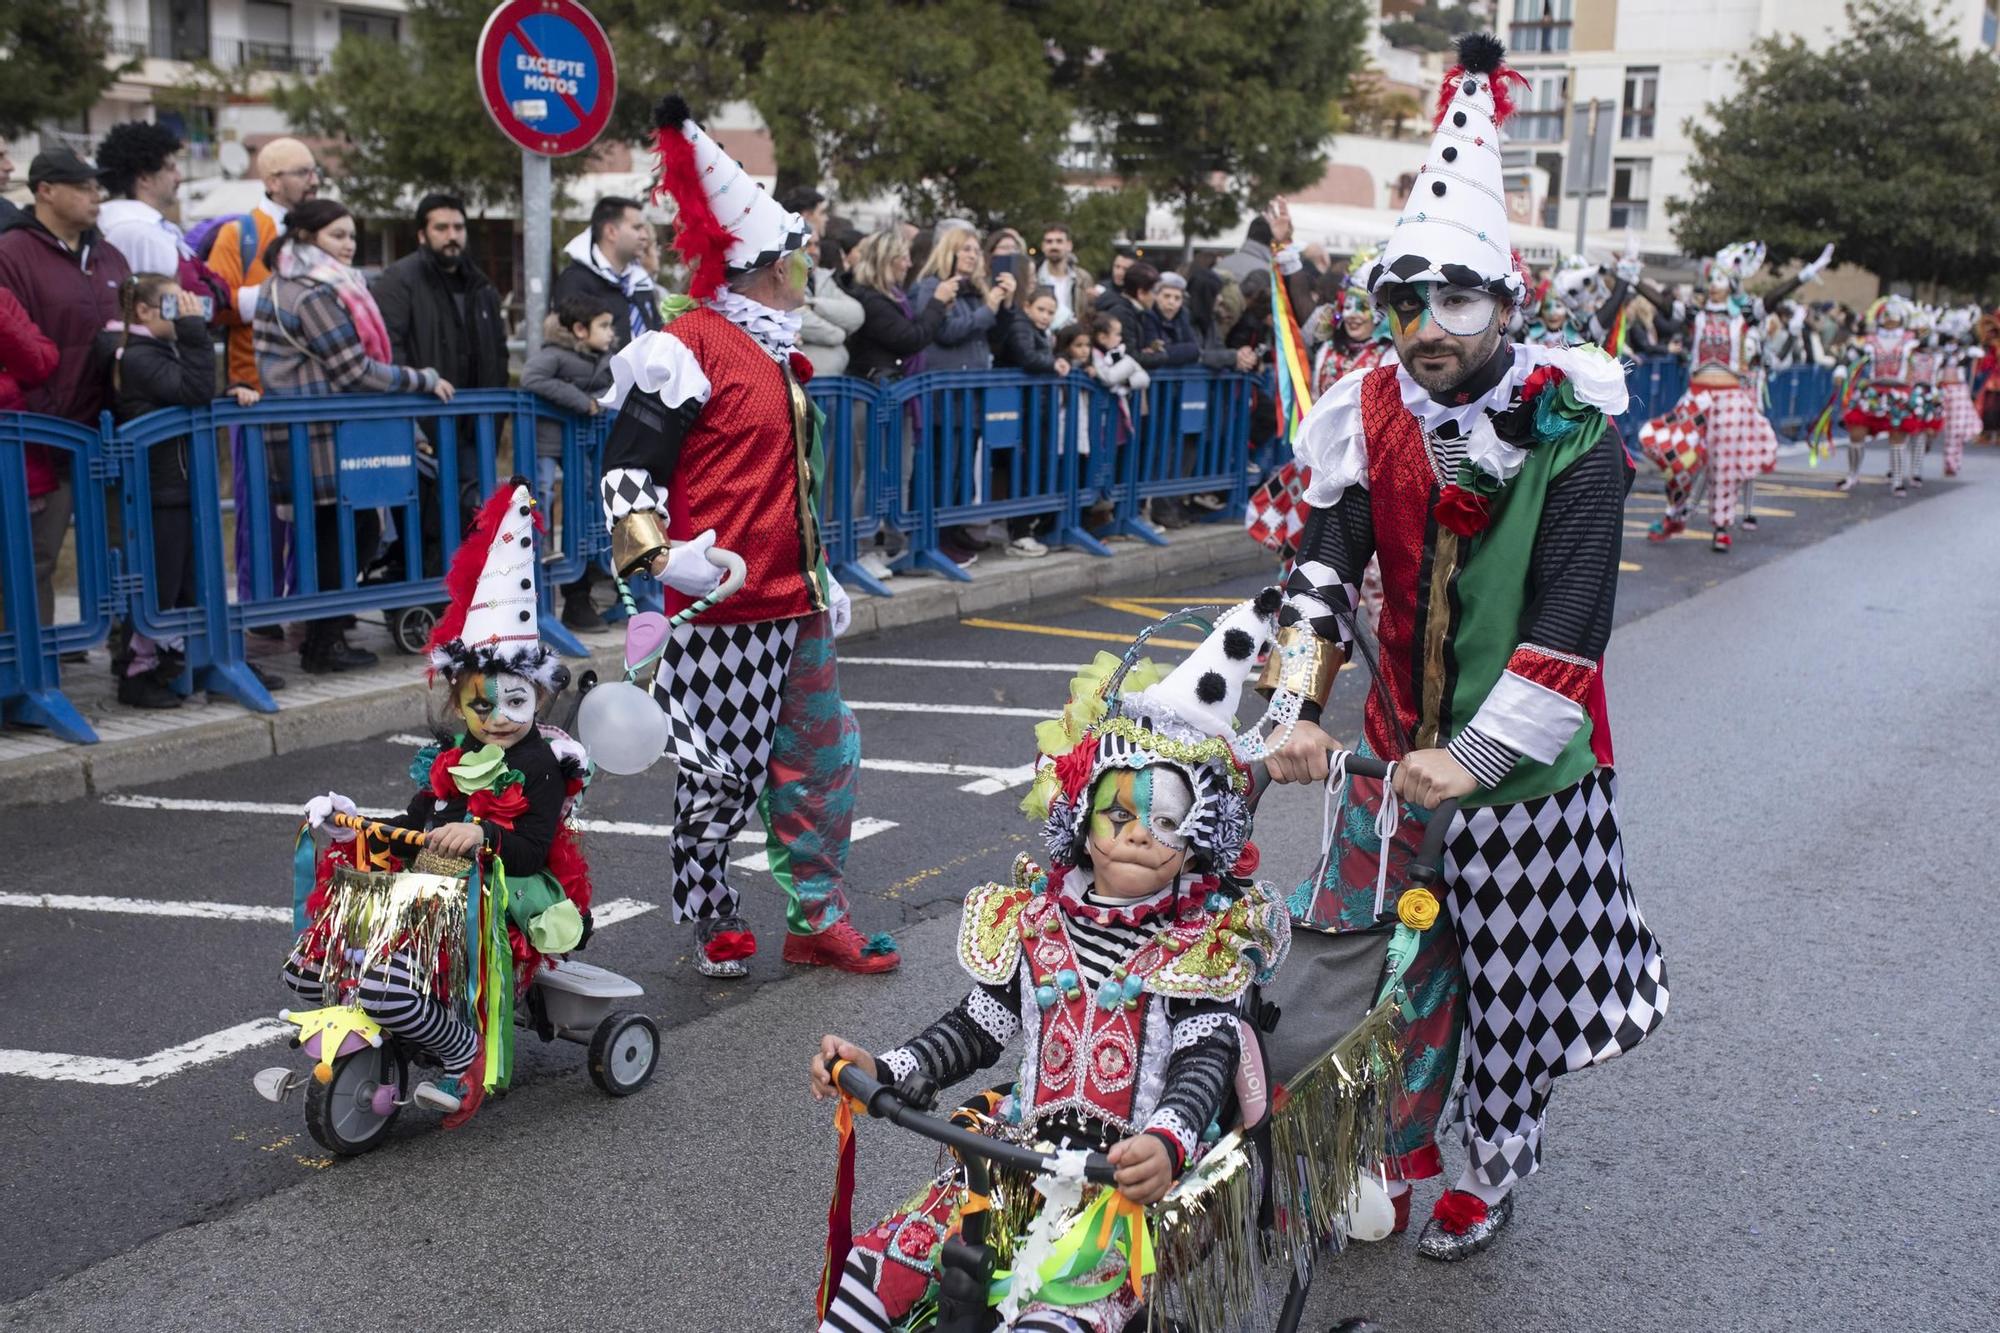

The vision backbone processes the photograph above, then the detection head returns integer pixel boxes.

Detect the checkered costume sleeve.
[1142,999,1242,1172]
[599,329,711,527]
[1449,425,1628,787]
[876,977,1022,1093]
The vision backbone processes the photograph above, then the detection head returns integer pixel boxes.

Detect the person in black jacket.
[369,194,509,581]
[551,195,659,353]
[91,274,264,708]
[839,229,952,383]
[988,287,1074,556]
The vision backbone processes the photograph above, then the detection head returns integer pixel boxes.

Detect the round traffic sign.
[475,0,617,157]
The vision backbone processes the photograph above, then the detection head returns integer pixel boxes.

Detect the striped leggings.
[282,950,478,1075]
[820,1267,1097,1333]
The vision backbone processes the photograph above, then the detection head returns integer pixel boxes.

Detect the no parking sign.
[475,0,617,157]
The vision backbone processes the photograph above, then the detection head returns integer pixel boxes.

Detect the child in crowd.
[292,482,593,1126]
[522,292,618,574]
[811,594,1293,1333]
[92,273,259,709]
[989,287,1072,558]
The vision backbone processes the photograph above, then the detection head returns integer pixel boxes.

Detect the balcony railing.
[109,26,330,75]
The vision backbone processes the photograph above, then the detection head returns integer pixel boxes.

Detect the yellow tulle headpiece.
[1019,651,1168,822]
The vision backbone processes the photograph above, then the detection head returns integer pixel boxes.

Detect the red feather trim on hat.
[546,825,593,914]
[653,118,733,301]
[427,486,522,658]
[1430,62,1529,130]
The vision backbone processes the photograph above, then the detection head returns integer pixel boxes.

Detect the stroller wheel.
[588,1012,659,1097]
[389,605,439,655]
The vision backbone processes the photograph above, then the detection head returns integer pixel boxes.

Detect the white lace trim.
[1171,1011,1234,1050]
[966,988,1021,1046]
[1144,1106,1199,1156]
[709,288,802,359]
[878,1047,920,1083]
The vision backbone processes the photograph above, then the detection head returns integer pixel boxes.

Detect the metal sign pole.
[1572,102,1594,259]
[522,148,551,356]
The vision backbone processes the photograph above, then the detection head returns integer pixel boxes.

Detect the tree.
[0,0,127,138]
[1672,0,2000,291]
[1044,0,1371,252]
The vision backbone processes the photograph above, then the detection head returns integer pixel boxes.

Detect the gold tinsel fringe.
[318,864,471,1004]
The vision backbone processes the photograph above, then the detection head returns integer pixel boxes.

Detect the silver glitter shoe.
[1416,1190,1514,1262]
[695,915,754,979]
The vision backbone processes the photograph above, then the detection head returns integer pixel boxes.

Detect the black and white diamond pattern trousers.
[1442,768,1669,1189]
[653,619,798,922]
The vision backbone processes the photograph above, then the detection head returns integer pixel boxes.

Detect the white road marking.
[730,817,898,872]
[841,657,1077,672]
[847,701,1052,719]
[0,895,664,1086]
[857,758,1041,793]
[101,794,402,819]
[0,893,290,923]
[0,1018,296,1088]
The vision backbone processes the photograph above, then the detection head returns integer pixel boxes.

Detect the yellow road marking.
[1620,561,1641,572]
[1085,595,1182,621]
[1750,481,1862,499]
[1623,521,1714,541]
[960,617,1204,650]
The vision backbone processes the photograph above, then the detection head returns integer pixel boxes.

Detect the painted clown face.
[1086,765,1192,899]
[1341,304,1376,340]
[456,670,538,749]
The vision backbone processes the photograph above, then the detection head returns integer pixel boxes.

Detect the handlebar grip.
[329,812,428,847]
[704,546,749,604]
[833,1058,897,1117]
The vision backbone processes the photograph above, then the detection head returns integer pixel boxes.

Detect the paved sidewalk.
[0,522,1270,806]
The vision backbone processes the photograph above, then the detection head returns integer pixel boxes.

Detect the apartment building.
[1504,0,2000,261]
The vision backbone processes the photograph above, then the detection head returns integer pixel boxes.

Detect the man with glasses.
[1262,33,1668,1264]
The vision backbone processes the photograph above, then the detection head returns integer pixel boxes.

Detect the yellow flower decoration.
[1397,886,1440,932]
[1019,652,1168,822]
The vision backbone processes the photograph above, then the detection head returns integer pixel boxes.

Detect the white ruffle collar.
[708,288,801,359]
[1292,341,1629,509]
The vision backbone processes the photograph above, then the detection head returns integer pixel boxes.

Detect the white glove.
[658,529,724,598]
[303,792,360,842]
[1615,255,1643,283]
[828,576,852,637]
[1799,242,1836,283]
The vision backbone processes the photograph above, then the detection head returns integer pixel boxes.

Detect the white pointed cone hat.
[426,482,568,692]
[1366,32,1525,300]
[651,94,810,301]
[1133,589,1284,739]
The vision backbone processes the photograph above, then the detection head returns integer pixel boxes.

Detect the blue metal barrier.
[804,375,898,596]
[1123,367,1256,543]
[0,413,113,742]
[1765,365,1834,440]
[882,369,1114,582]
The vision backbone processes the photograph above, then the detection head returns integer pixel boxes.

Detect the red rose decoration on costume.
[467,783,528,829]
[1232,840,1261,876]
[1519,364,1565,402]
[1433,483,1491,537]
[1052,733,1101,803]
[788,350,815,385]
[429,747,463,799]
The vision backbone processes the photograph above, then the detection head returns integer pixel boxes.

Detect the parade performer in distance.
[810,595,1294,1332]
[1837,295,1923,496]
[1305,256,1397,397]
[1263,33,1669,1261]
[1936,305,1981,478]
[289,481,593,1126]
[1902,304,1946,487]
[598,96,898,979]
[1638,239,1833,550]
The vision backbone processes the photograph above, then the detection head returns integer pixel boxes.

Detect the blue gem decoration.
[1036,984,1059,1010]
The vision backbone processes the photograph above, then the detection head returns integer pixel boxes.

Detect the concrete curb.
[0,524,1271,808]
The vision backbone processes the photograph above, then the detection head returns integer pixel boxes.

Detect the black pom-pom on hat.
[1254,586,1283,615]
[1196,671,1228,705]
[1223,629,1254,661]
[653,94,693,131]
[1454,32,1506,76]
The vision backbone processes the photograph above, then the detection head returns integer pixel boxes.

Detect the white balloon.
[1338,1170,1397,1243]
[575,680,670,776]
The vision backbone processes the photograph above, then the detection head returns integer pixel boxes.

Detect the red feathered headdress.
[425,481,567,693]
[652,95,735,301]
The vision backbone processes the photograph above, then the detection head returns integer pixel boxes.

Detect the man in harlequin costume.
[1837,295,1925,497]
[809,594,1293,1333]
[1638,240,1828,550]
[288,482,593,1125]
[1263,33,1669,1261]
[598,95,898,979]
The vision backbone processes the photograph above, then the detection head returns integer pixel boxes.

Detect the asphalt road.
[3,457,1993,1332]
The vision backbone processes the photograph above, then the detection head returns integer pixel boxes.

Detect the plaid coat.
[253,272,438,505]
